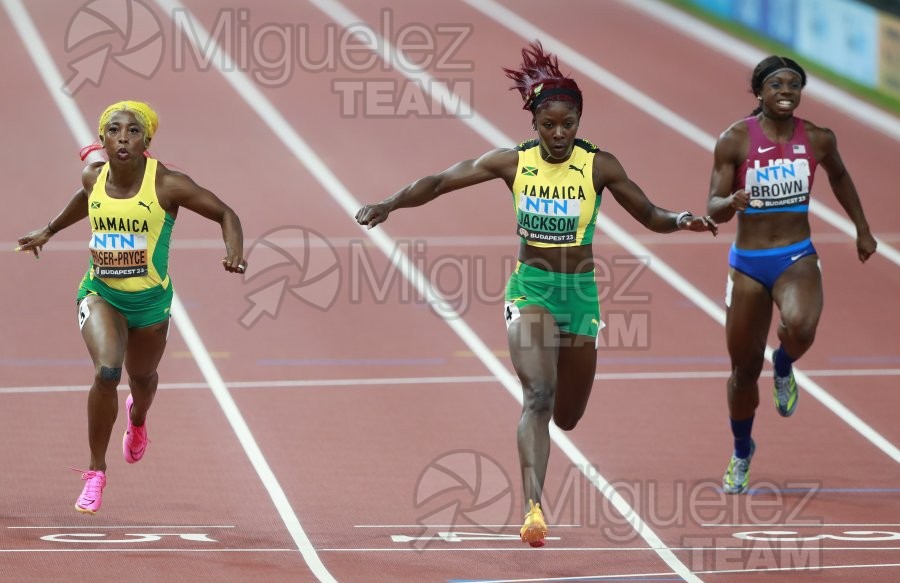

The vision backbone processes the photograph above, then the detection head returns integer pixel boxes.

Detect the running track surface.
[2,1,899,582]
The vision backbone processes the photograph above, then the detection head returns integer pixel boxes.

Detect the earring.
[757,96,762,101]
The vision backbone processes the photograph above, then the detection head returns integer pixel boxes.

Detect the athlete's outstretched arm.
[356,148,518,229]
[159,170,246,273]
[599,151,717,235]
[14,164,101,258]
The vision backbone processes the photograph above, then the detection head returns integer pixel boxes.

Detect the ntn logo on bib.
[90,232,147,250]
[518,194,582,216]
[745,159,810,210]
[89,233,149,278]
[517,194,582,242]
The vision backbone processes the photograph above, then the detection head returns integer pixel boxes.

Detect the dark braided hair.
[503,41,583,116]
[749,55,807,115]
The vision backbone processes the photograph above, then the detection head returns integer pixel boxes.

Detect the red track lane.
[0,6,97,388]
[349,0,900,447]
[477,0,900,235]
[234,1,900,580]
[3,1,899,582]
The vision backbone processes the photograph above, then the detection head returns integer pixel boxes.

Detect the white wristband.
[675,211,693,229]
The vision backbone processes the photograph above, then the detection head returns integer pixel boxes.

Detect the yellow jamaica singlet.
[86,158,174,292]
[511,138,601,247]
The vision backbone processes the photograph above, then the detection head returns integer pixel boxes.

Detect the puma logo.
[137,201,154,213]
[568,163,586,177]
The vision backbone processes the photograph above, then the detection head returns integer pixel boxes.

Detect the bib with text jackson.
[87,158,174,292]
[511,138,601,247]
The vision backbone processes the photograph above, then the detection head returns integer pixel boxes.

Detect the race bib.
[77,297,91,330]
[516,194,581,244]
[745,159,810,211]
[503,300,521,329]
[89,232,148,278]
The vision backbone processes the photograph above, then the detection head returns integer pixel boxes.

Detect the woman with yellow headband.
[16,100,248,514]
[707,56,876,495]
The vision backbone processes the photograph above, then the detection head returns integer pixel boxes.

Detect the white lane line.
[9,525,234,529]
[9,548,895,556]
[1,2,333,581]
[627,0,900,142]
[460,0,900,466]
[330,562,900,581]
[463,0,900,270]
[150,0,698,577]
[3,368,900,395]
[703,523,900,528]
[305,0,701,580]
[316,547,900,553]
[0,549,296,553]
[5,232,900,253]
[353,524,581,528]
[694,562,900,578]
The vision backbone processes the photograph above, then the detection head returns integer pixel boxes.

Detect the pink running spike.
[74,469,106,514]
[123,394,149,464]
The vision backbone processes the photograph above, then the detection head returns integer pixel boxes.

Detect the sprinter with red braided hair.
[356,42,716,547]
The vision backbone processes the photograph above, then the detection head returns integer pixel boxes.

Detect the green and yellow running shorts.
[76,273,173,329]
[503,261,602,339]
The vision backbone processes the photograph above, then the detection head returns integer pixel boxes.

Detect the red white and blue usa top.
[736,116,817,214]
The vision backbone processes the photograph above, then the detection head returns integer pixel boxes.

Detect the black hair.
[749,56,807,115]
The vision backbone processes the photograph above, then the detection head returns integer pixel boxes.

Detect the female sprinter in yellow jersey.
[16,101,247,514]
[356,42,717,547]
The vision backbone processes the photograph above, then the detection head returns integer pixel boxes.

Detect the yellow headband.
[98,101,159,143]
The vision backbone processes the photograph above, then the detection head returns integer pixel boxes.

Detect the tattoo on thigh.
[99,366,122,381]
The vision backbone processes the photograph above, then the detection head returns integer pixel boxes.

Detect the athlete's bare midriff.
[735,212,811,250]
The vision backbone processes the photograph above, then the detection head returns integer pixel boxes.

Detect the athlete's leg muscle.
[124,319,168,426]
[725,271,772,419]
[508,305,559,507]
[773,257,823,360]
[552,336,597,431]
[79,296,128,472]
